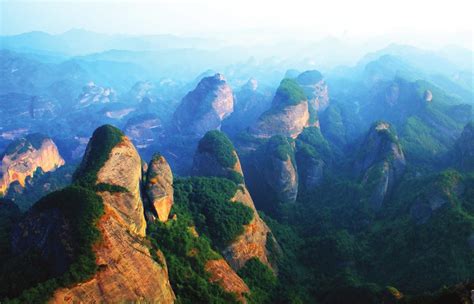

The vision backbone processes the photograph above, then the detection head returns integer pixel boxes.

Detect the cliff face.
[42,126,173,303]
[145,154,174,222]
[296,70,330,113]
[354,121,406,209]
[192,131,277,271]
[262,136,299,204]
[250,79,309,139]
[205,259,250,303]
[456,122,474,171]
[173,73,233,138]
[0,134,64,195]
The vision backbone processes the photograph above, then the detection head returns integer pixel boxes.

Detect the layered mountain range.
[0,36,473,303]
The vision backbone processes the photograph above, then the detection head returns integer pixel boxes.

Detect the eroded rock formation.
[0,134,64,195]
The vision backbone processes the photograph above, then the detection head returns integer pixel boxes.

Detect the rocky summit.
[173,73,234,138]
[354,121,406,209]
[192,130,278,271]
[250,78,310,139]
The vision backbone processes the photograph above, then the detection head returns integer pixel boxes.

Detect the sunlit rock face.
[50,125,175,303]
[192,131,278,271]
[205,259,250,303]
[0,134,64,195]
[250,78,310,139]
[144,153,174,222]
[354,121,406,210]
[173,73,234,138]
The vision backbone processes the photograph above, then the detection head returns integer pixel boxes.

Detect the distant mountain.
[0,29,224,55]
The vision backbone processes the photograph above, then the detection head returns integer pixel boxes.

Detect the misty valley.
[0,27,473,304]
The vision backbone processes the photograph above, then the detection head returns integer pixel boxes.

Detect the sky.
[0,0,473,49]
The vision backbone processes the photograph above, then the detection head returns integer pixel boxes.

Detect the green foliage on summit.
[274,78,307,107]
[198,130,238,168]
[73,124,123,186]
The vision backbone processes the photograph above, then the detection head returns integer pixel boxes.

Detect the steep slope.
[173,73,233,138]
[296,69,329,115]
[9,125,175,303]
[354,121,406,209]
[0,134,64,196]
[295,127,332,189]
[456,121,474,171]
[192,130,278,271]
[250,78,310,139]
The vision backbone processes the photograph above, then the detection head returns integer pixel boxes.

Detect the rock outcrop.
[173,73,233,138]
[250,78,309,139]
[13,125,175,303]
[124,113,163,150]
[0,134,64,195]
[296,70,329,114]
[192,131,277,271]
[144,153,174,222]
[456,121,474,171]
[354,121,406,209]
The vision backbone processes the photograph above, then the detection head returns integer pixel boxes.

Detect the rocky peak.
[191,130,244,184]
[296,70,329,114]
[144,153,174,222]
[192,131,278,271]
[0,133,64,196]
[354,121,406,209]
[456,121,474,171]
[50,125,175,302]
[250,78,309,139]
[173,73,233,138]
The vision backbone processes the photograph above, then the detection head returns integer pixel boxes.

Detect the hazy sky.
[1,0,473,48]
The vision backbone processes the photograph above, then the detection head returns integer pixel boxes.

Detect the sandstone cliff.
[13,125,175,303]
[354,121,406,209]
[250,78,309,139]
[0,134,64,196]
[192,131,277,271]
[173,73,233,138]
[144,153,174,222]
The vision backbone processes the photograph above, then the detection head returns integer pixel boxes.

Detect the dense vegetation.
[273,79,307,107]
[237,258,277,304]
[173,177,253,249]
[251,169,474,303]
[0,185,104,303]
[198,130,238,168]
[148,176,255,303]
